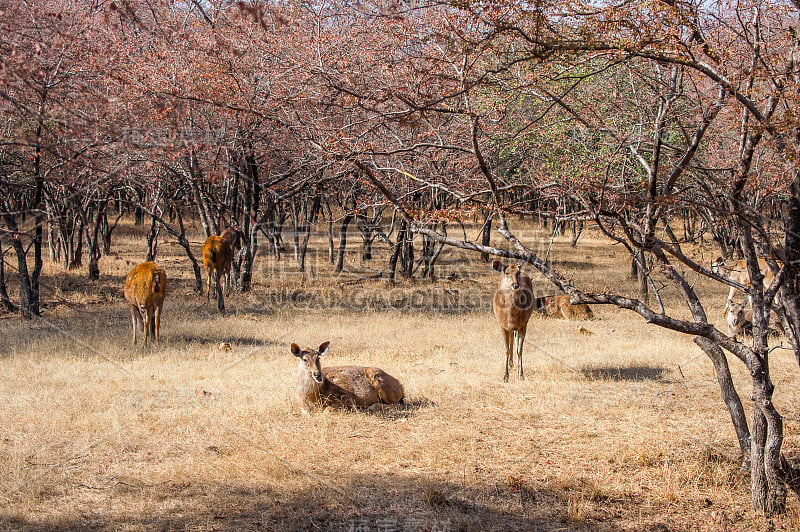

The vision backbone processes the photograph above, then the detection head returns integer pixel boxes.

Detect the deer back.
[558,296,593,320]
[124,262,166,308]
[202,235,234,271]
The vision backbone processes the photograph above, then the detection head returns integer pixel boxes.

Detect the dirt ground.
[1,220,799,531]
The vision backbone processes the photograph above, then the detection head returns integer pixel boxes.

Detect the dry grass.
[1,219,800,531]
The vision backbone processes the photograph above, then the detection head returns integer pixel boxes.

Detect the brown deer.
[292,341,405,413]
[712,257,778,312]
[492,260,535,382]
[533,295,593,320]
[123,262,166,346]
[202,226,242,309]
[725,299,782,339]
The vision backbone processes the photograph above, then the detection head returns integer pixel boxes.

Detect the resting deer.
[532,295,593,320]
[712,257,778,313]
[202,226,242,309]
[292,341,405,413]
[123,262,166,346]
[725,299,782,339]
[492,260,535,382]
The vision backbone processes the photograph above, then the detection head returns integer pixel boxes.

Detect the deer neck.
[297,363,323,400]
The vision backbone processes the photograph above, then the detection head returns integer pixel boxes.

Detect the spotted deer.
[202,226,242,310]
[725,299,783,339]
[533,295,593,320]
[712,257,778,313]
[492,260,535,382]
[292,341,405,413]
[123,262,166,346]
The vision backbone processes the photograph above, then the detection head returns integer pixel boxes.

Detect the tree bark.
[85,202,105,281]
[175,208,203,293]
[325,201,336,264]
[335,213,354,274]
[693,337,751,462]
[4,216,38,319]
[0,241,15,311]
[481,212,492,263]
[779,173,800,364]
[145,213,160,262]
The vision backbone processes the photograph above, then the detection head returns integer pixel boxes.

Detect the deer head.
[291,341,330,384]
[726,299,749,329]
[493,260,526,290]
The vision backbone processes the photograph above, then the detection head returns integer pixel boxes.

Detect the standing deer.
[725,299,783,339]
[712,257,778,312]
[725,300,752,339]
[492,260,535,382]
[532,295,593,320]
[202,226,242,311]
[292,341,405,413]
[123,262,166,346]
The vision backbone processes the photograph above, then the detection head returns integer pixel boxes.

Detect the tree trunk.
[399,219,414,279]
[693,337,751,462]
[0,242,15,311]
[750,386,787,513]
[175,208,203,293]
[145,214,160,262]
[47,217,58,262]
[387,234,401,284]
[4,216,38,319]
[570,220,584,248]
[335,213,354,274]
[631,248,649,303]
[85,203,105,281]
[236,149,260,292]
[418,221,446,280]
[188,154,217,238]
[481,212,492,263]
[779,173,800,364]
[295,194,320,273]
[326,201,335,264]
[103,209,123,255]
[68,213,84,270]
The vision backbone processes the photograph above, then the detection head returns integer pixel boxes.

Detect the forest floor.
[1,219,800,531]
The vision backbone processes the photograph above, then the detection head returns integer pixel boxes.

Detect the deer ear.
[318,341,330,356]
[291,343,302,357]
[492,260,503,272]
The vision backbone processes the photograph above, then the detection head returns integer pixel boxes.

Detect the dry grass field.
[2,219,800,531]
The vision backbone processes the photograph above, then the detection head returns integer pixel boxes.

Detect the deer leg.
[153,303,161,345]
[142,305,152,347]
[215,273,225,312]
[129,304,140,345]
[206,269,212,301]
[515,329,526,380]
[503,329,513,382]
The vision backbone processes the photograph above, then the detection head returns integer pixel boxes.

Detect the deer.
[725,299,783,339]
[202,226,242,309]
[292,341,405,413]
[492,260,536,382]
[532,295,593,320]
[711,257,779,313]
[123,261,166,346]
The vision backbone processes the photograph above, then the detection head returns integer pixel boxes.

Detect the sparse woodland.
[3,0,800,527]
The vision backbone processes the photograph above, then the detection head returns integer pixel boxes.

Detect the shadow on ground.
[0,472,689,532]
[580,365,669,382]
